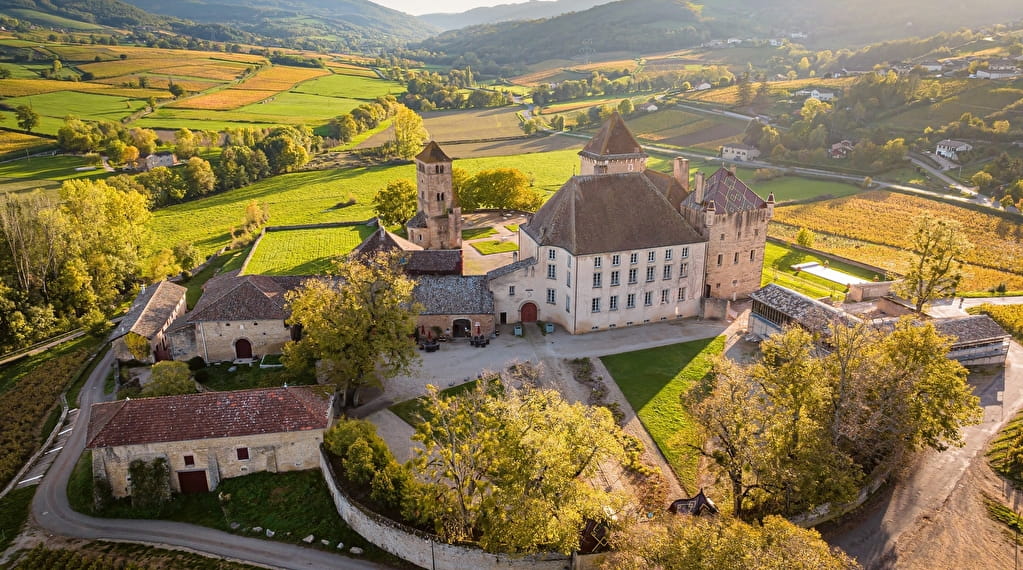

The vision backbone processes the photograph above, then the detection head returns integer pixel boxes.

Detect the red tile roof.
[86,386,332,448]
[187,274,306,323]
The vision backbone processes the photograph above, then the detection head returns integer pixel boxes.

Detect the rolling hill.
[420,0,611,31]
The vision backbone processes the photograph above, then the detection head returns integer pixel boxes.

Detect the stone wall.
[194,319,292,362]
[704,209,770,300]
[417,314,495,338]
[95,429,324,498]
[319,448,571,570]
[847,281,898,302]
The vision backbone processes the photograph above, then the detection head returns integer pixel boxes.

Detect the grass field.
[232,92,362,120]
[461,227,497,240]
[761,241,879,301]
[4,8,104,29]
[359,107,525,149]
[601,336,725,490]
[0,155,109,183]
[623,108,745,151]
[470,240,518,255]
[293,73,403,99]
[0,91,148,135]
[881,83,1023,132]
[243,225,374,275]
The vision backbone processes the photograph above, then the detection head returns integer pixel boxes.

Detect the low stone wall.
[789,464,892,528]
[319,448,571,570]
[847,281,898,302]
[702,298,730,320]
[767,237,891,278]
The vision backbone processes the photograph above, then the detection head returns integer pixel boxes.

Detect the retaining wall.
[319,448,571,570]
[766,237,891,277]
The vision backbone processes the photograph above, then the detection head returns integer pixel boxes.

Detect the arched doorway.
[520,302,538,323]
[452,319,471,338]
[235,338,252,359]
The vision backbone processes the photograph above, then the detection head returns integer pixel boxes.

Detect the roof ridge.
[86,399,127,448]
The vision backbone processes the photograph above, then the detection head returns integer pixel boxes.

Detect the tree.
[128,127,159,156]
[174,128,197,159]
[895,214,972,312]
[391,105,429,159]
[617,98,634,115]
[460,168,543,213]
[137,166,185,205]
[971,171,993,190]
[124,331,151,361]
[180,157,216,199]
[409,378,629,554]
[15,105,39,132]
[283,251,420,406]
[141,361,195,397]
[605,515,859,570]
[796,227,815,248]
[168,83,185,98]
[373,179,417,226]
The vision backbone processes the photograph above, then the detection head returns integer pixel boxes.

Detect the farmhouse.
[721,143,761,162]
[110,280,187,363]
[87,386,334,497]
[936,139,973,161]
[134,151,177,172]
[830,140,855,159]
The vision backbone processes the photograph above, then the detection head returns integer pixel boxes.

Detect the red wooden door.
[235,338,252,359]
[520,302,538,323]
[177,470,209,494]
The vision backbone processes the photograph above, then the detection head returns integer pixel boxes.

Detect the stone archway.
[452,319,471,338]
[235,338,253,359]
[520,302,538,323]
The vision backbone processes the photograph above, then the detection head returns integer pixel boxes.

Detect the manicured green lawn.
[0,485,36,552]
[760,241,879,301]
[470,240,518,255]
[461,226,497,240]
[601,336,725,490]
[503,224,519,232]
[389,380,481,426]
[292,74,403,100]
[243,225,374,275]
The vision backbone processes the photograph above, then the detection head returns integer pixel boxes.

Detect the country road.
[825,340,1023,567]
[29,349,384,570]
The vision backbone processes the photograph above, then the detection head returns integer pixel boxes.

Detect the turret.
[766,192,775,218]
[578,112,647,175]
[704,200,716,228]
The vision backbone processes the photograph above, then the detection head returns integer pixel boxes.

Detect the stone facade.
[172,319,294,363]
[110,281,188,363]
[93,429,325,497]
[407,142,462,250]
[417,314,496,338]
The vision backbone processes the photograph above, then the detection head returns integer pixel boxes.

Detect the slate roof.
[86,386,332,448]
[109,281,186,341]
[352,228,423,256]
[414,275,494,315]
[416,141,451,164]
[751,283,855,331]
[668,489,719,516]
[522,173,704,255]
[579,112,646,160]
[681,167,767,215]
[407,211,428,228]
[188,274,306,323]
[351,228,461,275]
[934,315,1009,344]
[486,258,537,281]
[643,169,688,208]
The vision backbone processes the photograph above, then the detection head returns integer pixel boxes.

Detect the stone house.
[110,281,187,363]
[936,140,973,161]
[720,143,761,162]
[135,151,177,172]
[414,275,495,338]
[167,273,304,363]
[352,227,463,276]
[86,386,334,497]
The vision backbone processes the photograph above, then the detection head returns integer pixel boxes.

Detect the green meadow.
[243,225,374,275]
[293,73,403,100]
[0,91,148,135]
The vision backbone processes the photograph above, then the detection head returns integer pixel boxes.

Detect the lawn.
[389,379,481,426]
[0,486,36,553]
[461,226,497,240]
[197,362,311,391]
[292,73,403,100]
[761,241,879,301]
[504,224,519,232]
[243,225,374,275]
[601,336,725,490]
[231,92,363,121]
[67,452,389,562]
[470,240,518,255]
[0,155,110,185]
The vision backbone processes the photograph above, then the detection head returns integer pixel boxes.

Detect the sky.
[373,0,531,16]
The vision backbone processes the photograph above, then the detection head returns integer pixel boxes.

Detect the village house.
[830,140,855,159]
[720,143,761,162]
[87,386,334,497]
[935,139,973,161]
[110,280,187,363]
[134,151,177,172]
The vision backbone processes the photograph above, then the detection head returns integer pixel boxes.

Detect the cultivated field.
[167,89,279,111]
[0,78,165,98]
[358,107,526,148]
[882,83,1023,132]
[0,131,55,156]
[680,77,857,107]
[234,65,329,91]
[624,108,745,150]
[325,62,379,77]
[0,91,149,135]
[243,225,374,275]
[293,73,403,99]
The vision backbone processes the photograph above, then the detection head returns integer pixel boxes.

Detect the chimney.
[693,171,705,204]
[673,157,690,188]
[766,192,776,218]
[704,200,716,228]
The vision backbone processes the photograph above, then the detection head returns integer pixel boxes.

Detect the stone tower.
[579,112,648,175]
[679,168,773,301]
[406,141,462,250]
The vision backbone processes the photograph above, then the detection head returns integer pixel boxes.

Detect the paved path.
[30,350,383,570]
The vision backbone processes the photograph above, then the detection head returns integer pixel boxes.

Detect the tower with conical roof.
[406,141,462,250]
[578,112,648,175]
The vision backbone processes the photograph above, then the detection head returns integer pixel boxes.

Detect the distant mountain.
[119,0,436,48]
[420,0,611,32]
[2,0,169,28]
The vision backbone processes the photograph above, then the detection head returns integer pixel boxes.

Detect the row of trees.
[402,70,509,111]
[326,95,401,144]
[372,167,543,226]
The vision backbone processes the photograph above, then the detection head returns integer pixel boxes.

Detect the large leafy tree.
[141,361,195,397]
[605,515,859,570]
[391,104,429,159]
[895,213,972,313]
[283,251,420,406]
[372,179,417,226]
[459,168,543,213]
[407,378,629,554]
[14,105,39,132]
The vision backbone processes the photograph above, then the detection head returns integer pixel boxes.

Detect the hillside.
[420,0,610,31]
[415,0,712,67]
[120,0,436,47]
[2,0,168,28]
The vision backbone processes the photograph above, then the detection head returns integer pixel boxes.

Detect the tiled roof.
[109,281,186,341]
[522,173,704,255]
[751,284,854,331]
[579,112,646,159]
[351,229,461,275]
[486,258,537,280]
[681,167,766,215]
[352,228,423,257]
[934,315,1009,344]
[416,141,451,164]
[407,211,428,228]
[414,275,494,315]
[86,386,332,448]
[643,169,688,208]
[188,274,306,323]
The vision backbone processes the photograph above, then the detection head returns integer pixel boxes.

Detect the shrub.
[324,418,391,467]
[343,438,377,485]
[370,460,412,509]
[194,369,210,383]
[186,356,206,371]
[128,457,170,510]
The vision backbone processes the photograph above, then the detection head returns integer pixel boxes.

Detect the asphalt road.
[30,350,385,570]
[826,341,1023,567]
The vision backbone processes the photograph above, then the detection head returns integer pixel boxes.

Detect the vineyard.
[234,65,330,91]
[243,225,374,275]
[0,131,53,156]
[968,304,1023,342]
[8,544,255,570]
[771,191,1023,291]
[168,89,279,111]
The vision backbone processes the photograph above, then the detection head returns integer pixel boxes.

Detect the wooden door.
[177,470,209,494]
[520,302,538,323]
[235,338,252,359]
